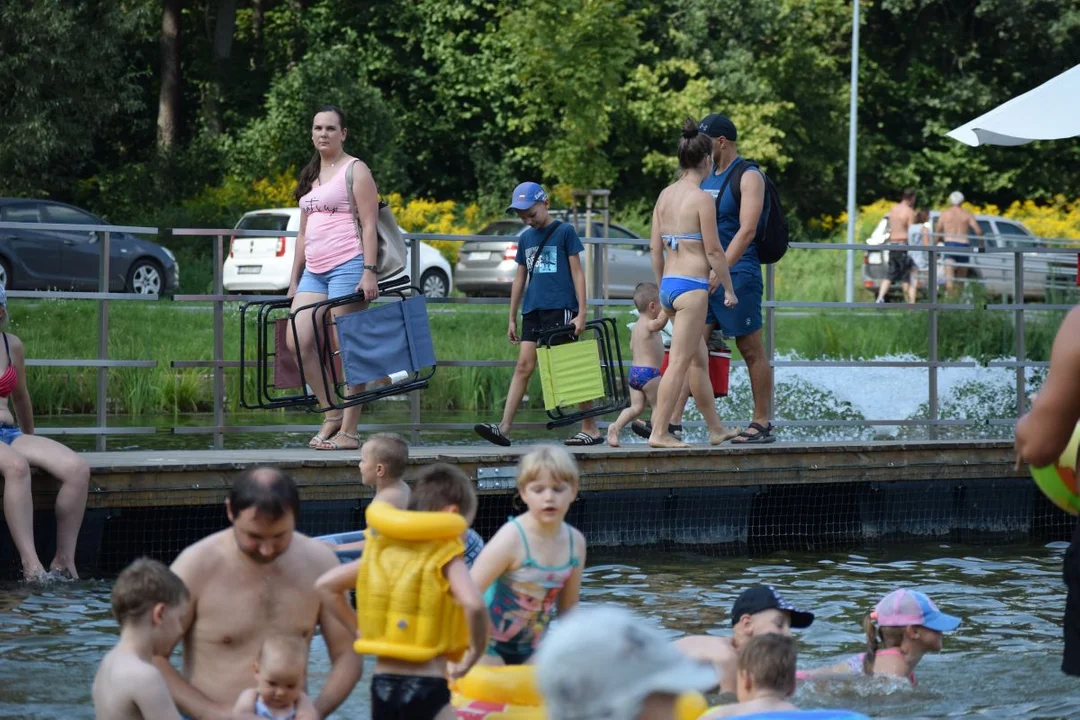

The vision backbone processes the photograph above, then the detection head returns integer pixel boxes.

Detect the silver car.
[455,220,652,298]
[862,213,1077,299]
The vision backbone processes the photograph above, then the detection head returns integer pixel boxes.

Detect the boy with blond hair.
[93,558,190,720]
[608,282,668,446]
[700,634,798,718]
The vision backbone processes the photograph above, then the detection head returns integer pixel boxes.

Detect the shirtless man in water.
[154,466,362,720]
[876,189,917,304]
[935,191,982,293]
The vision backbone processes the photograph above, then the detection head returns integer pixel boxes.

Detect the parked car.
[455,219,650,298]
[222,208,454,298]
[862,212,1077,299]
[0,198,179,294]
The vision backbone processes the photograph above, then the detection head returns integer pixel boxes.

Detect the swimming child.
[675,585,815,693]
[802,589,961,686]
[700,634,798,718]
[320,433,411,560]
[607,282,669,447]
[470,444,587,665]
[647,117,739,449]
[92,558,189,720]
[232,635,315,720]
[315,462,488,720]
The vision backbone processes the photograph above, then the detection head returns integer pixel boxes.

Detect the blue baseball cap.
[507,181,547,212]
[874,589,961,633]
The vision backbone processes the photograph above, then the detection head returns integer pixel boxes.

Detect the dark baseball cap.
[698,113,738,142]
[730,585,814,629]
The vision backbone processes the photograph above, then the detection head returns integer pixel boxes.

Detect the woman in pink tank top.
[285,105,381,451]
[0,286,90,580]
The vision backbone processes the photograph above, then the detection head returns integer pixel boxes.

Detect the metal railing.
[0,219,1076,448]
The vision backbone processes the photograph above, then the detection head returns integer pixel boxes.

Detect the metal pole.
[213,234,225,450]
[1014,252,1026,418]
[410,236,422,445]
[843,0,860,304]
[96,231,110,452]
[927,246,938,440]
[766,263,776,425]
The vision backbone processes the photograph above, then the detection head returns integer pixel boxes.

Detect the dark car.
[0,199,179,294]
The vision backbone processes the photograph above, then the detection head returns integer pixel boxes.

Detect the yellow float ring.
[451,664,708,719]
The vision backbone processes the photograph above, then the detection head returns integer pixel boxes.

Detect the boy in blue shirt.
[474,182,603,446]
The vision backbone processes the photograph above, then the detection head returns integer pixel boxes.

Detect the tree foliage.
[0,0,1077,230]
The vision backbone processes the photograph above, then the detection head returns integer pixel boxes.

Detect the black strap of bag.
[527,220,562,282]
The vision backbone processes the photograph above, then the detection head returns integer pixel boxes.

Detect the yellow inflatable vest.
[353,501,470,663]
[451,665,708,719]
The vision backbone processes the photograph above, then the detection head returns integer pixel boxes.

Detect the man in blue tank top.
[670,114,775,443]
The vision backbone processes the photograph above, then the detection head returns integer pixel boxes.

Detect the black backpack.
[715,158,789,264]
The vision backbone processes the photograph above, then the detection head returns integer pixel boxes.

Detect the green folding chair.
[535,318,629,429]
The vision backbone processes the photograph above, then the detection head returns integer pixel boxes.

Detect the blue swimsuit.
[658,233,709,312]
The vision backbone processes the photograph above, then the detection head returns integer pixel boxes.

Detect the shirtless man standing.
[154,466,362,720]
[934,191,982,293]
[876,189,917,304]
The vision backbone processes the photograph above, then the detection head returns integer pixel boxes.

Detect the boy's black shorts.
[1063,520,1080,675]
[887,250,915,283]
[520,308,575,344]
[371,673,451,720]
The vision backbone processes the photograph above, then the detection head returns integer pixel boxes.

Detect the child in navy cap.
[474,181,602,447]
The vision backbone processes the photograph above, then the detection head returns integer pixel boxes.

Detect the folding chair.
[308,277,436,410]
[535,317,629,429]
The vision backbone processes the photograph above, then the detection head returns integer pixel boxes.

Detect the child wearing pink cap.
[799,589,960,686]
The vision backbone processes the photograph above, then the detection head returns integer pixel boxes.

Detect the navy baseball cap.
[731,585,815,629]
[507,181,548,212]
[698,113,738,142]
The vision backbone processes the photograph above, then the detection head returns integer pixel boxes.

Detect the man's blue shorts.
[707,271,763,337]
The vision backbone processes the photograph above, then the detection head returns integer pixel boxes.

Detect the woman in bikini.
[286,104,381,451]
[0,286,90,579]
[647,118,740,449]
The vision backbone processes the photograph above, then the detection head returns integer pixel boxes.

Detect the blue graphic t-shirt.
[701,158,764,278]
[515,221,584,314]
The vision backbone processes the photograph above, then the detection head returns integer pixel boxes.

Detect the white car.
[222,207,454,298]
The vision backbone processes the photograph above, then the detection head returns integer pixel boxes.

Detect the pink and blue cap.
[507,181,547,212]
[873,589,961,633]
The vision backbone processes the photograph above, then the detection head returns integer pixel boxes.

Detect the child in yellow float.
[314,463,488,720]
[470,445,587,665]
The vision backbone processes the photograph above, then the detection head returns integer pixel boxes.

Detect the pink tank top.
[299,161,363,274]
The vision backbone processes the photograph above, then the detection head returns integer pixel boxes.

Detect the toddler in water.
[803,589,961,686]
[607,282,669,447]
[470,445,587,664]
[233,635,315,720]
[701,634,798,718]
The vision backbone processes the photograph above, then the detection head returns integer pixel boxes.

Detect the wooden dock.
[22,439,1019,510]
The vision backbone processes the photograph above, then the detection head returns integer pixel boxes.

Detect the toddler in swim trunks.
[608,282,669,447]
[233,635,315,720]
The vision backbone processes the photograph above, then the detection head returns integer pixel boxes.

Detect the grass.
[7,267,1072,416]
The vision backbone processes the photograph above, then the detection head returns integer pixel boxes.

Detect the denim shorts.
[707,270,763,337]
[296,254,366,298]
[0,423,23,445]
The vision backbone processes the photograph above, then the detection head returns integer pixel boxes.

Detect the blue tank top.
[700,158,763,277]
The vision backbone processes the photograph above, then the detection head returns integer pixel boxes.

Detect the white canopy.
[947,64,1080,147]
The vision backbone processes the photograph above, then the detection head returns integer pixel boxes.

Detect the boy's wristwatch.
[363,264,378,273]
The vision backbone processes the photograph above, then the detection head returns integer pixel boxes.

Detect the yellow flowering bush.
[384,193,483,265]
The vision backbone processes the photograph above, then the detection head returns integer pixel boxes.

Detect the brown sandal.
[314,430,361,451]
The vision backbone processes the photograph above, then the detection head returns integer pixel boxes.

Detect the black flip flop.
[730,422,777,444]
[630,420,682,440]
[474,423,511,447]
[565,431,605,446]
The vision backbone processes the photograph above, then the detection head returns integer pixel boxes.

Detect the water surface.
[2,541,1078,719]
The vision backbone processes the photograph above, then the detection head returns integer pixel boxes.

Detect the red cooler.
[659,346,731,397]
